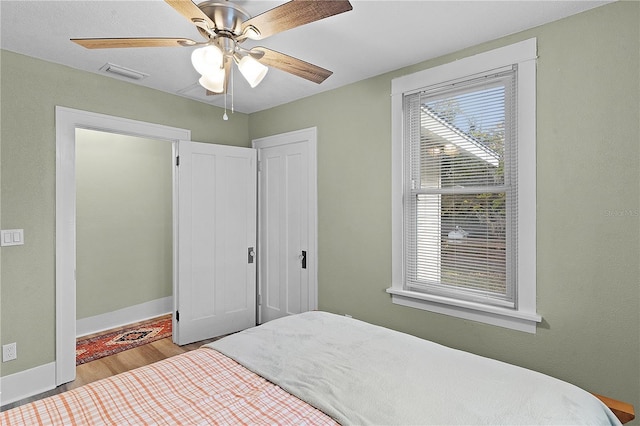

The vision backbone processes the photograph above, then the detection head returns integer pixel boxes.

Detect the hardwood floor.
[71,336,219,390]
[1,333,220,412]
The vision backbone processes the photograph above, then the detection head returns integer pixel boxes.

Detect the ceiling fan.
[71,0,353,96]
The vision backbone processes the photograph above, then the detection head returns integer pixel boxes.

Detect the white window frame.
[388,39,541,333]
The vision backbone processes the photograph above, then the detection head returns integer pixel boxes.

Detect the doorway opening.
[75,129,174,339]
[55,106,190,385]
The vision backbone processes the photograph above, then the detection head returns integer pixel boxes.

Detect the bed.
[1,311,634,425]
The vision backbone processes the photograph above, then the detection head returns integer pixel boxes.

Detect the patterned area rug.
[76,316,172,365]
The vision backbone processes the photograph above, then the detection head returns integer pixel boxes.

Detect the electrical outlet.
[2,342,17,362]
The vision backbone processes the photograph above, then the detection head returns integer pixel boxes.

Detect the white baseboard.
[76,296,173,338]
[0,362,56,407]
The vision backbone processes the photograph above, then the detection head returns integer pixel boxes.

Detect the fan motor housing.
[197,1,250,37]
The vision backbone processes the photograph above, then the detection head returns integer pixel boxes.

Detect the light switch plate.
[1,229,24,246]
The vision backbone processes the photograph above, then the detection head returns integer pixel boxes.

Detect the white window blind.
[403,67,518,308]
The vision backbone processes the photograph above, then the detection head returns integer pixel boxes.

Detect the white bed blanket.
[207,311,620,425]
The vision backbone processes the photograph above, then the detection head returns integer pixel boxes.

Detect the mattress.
[208,311,623,426]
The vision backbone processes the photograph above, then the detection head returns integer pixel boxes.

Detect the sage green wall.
[76,129,173,319]
[249,1,640,413]
[0,50,249,376]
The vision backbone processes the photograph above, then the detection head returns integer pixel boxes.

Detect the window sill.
[386,287,542,334]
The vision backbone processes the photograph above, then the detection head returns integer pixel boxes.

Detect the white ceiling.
[1,0,610,114]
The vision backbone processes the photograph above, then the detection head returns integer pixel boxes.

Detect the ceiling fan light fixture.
[237,55,268,88]
[191,44,223,76]
[199,70,225,93]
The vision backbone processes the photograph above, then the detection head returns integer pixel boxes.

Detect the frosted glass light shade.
[238,55,268,88]
[199,68,225,93]
[191,45,223,76]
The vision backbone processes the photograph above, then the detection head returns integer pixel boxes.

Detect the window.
[389,39,541,333]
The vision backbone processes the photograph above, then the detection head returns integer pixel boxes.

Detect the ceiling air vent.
[100,63,149,80]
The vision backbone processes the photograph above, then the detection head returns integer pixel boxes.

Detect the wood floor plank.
[149,338,188,358]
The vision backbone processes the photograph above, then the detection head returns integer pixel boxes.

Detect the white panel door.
[175,141,256,345]
[254,128,317,324]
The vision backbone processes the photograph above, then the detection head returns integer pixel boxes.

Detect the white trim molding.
[0,362,56,407]
[76,296,173,338]
[55,106,190,386]
[387,288,540,333]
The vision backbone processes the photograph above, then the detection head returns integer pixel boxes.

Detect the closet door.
[174,141,256,345]
[254,128,317,324]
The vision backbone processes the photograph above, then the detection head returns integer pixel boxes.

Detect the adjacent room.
[0,0,638,424]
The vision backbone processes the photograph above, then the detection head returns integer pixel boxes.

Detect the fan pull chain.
[223,61,235,121]
[223,87,228,121]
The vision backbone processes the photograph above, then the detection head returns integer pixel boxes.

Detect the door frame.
[252,127,318,324]
[55,107,190,385]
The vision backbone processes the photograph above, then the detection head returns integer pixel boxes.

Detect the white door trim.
[252,127,318,323]
[55,106,189,385]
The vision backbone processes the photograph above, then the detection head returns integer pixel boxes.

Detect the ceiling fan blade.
[165,0,216,33]
[253,47,332,84]
[242,0,352,40]
[71,37,198,49]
